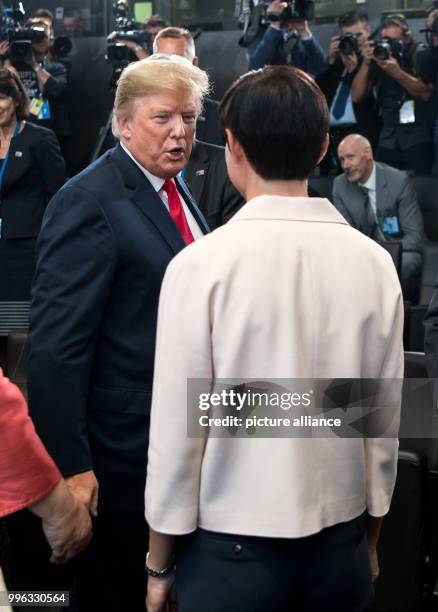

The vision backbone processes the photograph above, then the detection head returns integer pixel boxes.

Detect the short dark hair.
[143,14,167,29]
[0,67,30,120]
[220,66,329,181]
[33,8,54,23]
[338,11,368,29]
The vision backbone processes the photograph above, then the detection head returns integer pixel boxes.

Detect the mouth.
[166,147,185,161]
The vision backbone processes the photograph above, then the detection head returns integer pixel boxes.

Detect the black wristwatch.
[145,552,175,578]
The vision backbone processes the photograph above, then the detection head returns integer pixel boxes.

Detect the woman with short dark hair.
[145,66,403,612]
[0,66,65,347]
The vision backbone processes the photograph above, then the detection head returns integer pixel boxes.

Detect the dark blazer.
[316,57,381,148]
[27,143,209,513]
[1,122,65,239]
[184,140,244,230]
[195,97,225,147]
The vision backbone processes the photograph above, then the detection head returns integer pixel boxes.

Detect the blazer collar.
[229,195,349,226]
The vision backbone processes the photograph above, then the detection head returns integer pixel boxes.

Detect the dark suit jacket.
[316,57,381,148]
[28,143,209,513]
[195,97,225,147]
[1,122,65,239]
[184,140,244,230]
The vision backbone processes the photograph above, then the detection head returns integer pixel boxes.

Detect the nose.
[170,114,187,138]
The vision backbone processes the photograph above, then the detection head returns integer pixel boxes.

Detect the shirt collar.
[358,162,376,192]
[120,141,165,192]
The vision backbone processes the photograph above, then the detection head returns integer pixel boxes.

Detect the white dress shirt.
[330,70,358,127]
[120,142,204,240]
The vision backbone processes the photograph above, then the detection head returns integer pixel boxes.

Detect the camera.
[266,0,314,23]
[237,0,314,47]
[373,37,404,63]
[106,0,152,65]
[338,33,359,56]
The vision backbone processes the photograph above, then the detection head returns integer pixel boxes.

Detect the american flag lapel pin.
[196,169,205,176]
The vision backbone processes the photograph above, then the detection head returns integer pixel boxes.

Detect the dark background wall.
[18,0,435,174]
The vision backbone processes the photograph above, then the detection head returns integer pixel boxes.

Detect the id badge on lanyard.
[399,100,415,124]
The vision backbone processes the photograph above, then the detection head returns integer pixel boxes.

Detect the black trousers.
[376,141,433,175]
[176,514,374,612]
[5,509,148,612]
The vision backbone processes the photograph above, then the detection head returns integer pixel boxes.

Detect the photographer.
[247,0,326,77]
[352,14,434,175]
[317,11,380,175]
[6,18,69,154]
[425,7,438,172]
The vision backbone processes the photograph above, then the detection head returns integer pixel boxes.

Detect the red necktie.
[162,179,194,245]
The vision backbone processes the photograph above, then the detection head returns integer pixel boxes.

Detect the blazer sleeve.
[365,261,404,517]
[332,179,356,227]
[248,25,283,70]
[28,186,117,477]
[396,175,424,254]
[34,129,66,200]
[145,249,211,534]
[0,371,61,518]
[301,35,327,78]
[43,62,68,98]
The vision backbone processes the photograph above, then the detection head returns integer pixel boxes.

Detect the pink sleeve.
[0,371,61,517]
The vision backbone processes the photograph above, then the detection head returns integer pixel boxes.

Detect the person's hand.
[426,8,438,31]
[29,479,93,564]
[368,545,380,582]
[362,40,375,66]
[426,9,438,46]
[291,19,311,37]
[146,574,177,612]
[328,35,340,64]
[65,470,99,517]
[43,492,93,564]
[267,1,287,21]
[0,40,9,58]
[119,39,148,59]
[376,55,402,79]
[341,50,359,73]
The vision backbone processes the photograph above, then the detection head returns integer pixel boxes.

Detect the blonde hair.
[153,27,196,61]
[112,54,210,137]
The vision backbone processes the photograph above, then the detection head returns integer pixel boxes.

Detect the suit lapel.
[375,163,388,223]
[176,175,210,234]
[111,144,185,255]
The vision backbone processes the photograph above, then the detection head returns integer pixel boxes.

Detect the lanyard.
[0,122,20,190]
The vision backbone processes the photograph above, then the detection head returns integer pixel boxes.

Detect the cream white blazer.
[145,195,404,538]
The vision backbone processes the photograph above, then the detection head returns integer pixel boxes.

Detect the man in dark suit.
[184,139,244,230]
[316,11,380,175]
[24,55,209,612]
[333,134,424,300]
[154,26,225,146]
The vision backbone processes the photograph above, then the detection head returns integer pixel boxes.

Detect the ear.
[117,114,132,141]
[316,133,330,166]
[192,56,199,67]
[225,129,245,163]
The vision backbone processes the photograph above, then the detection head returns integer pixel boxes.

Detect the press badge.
[399,100,415,124]
[383,216,400,235]
[38,100,51,120]
[29,97,44,117]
